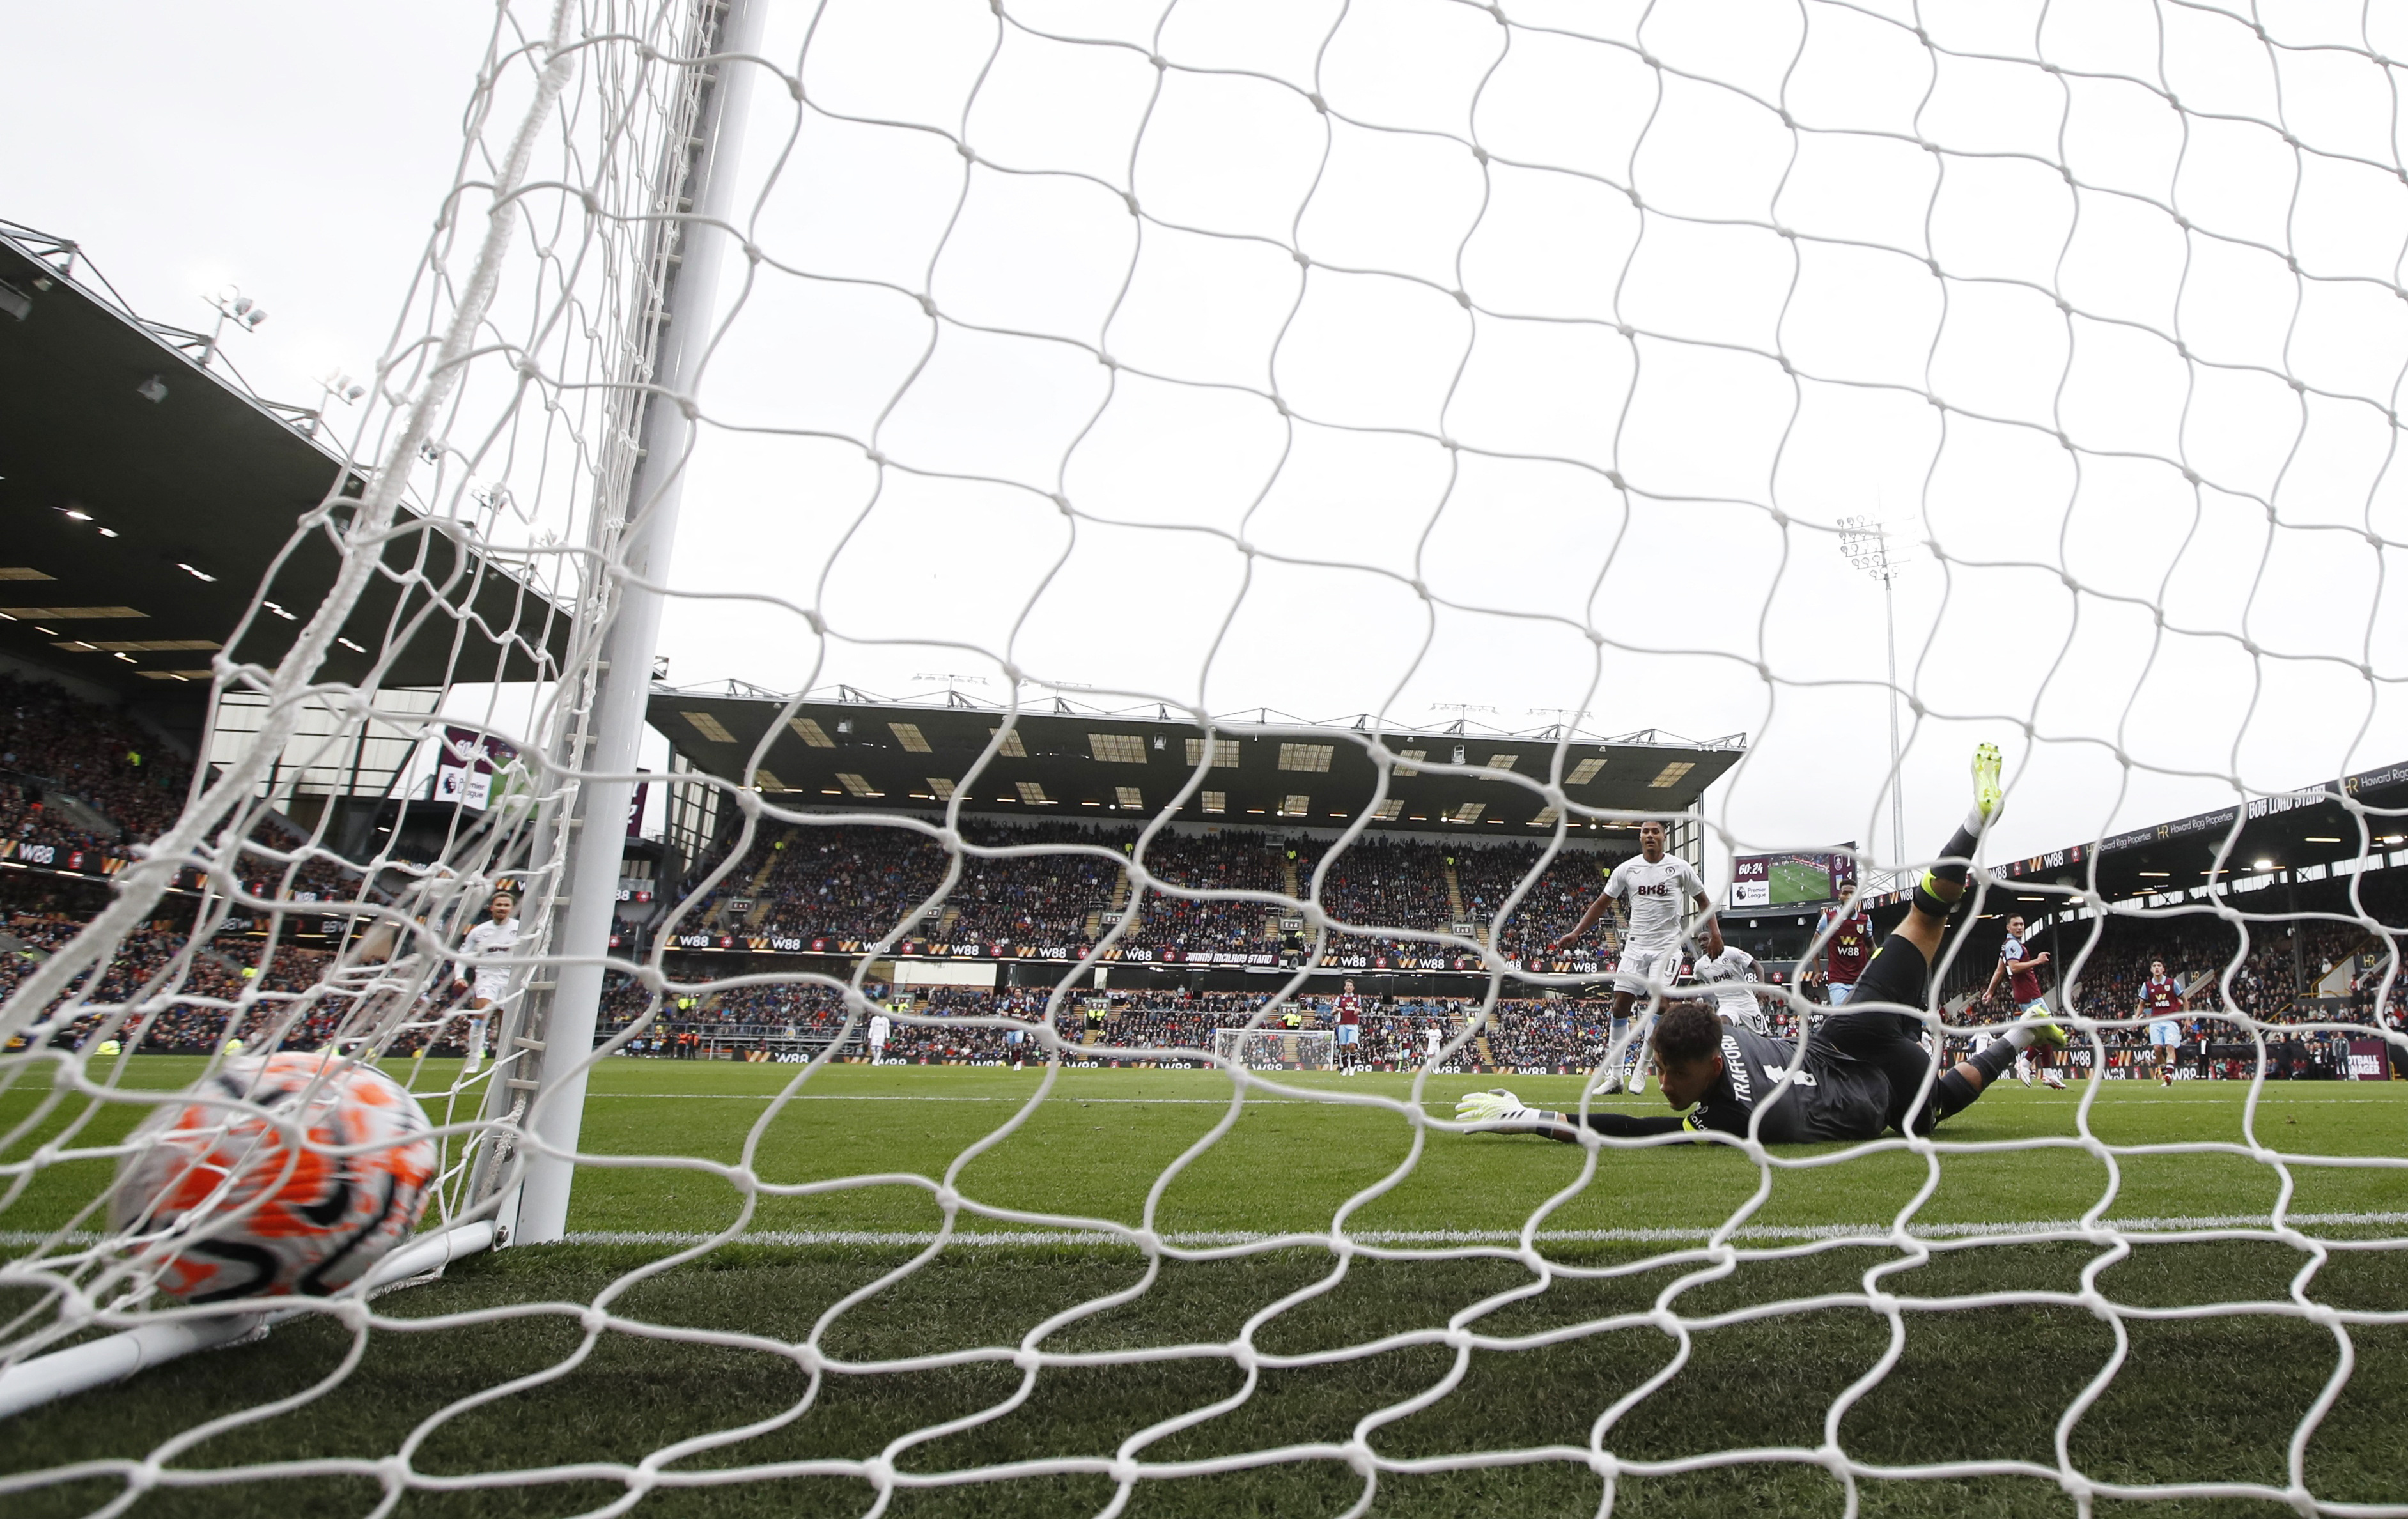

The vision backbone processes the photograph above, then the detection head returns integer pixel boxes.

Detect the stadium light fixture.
[199,286,268,370]
[2253,858,2276,870]
[134,374,167,403]
[61,508,89,521]
[2303,836,2341,843]
[178,563,216,583]
[1838,513,1908,870]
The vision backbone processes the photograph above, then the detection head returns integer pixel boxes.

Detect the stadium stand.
[0,654,2392,1081]
[0,672,192,860]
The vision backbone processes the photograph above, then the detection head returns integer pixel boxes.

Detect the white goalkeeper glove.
[1454,1088,1537,1130]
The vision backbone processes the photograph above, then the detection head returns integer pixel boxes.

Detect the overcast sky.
[11,0,2408,886]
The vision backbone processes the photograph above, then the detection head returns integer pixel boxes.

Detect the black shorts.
[1817,932,1940,1134]
[1846,931,1934,1014]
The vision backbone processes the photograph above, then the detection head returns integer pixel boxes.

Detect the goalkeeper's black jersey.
[1679,1024,1888,1143]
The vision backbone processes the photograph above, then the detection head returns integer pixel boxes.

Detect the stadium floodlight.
[1837,514,1907,870]
[304,370,368,436]
[198,284,268,370]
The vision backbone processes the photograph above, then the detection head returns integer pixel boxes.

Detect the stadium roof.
[0,222,567,707]
[648,684,1745,833]
[1867,757,2408,915]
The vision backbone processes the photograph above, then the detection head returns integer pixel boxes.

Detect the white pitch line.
[547,1211,2408,1249]
[11,1212,2403,1254]
[576,1091,2408,1106]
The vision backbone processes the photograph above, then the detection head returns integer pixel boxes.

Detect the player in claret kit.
[1818,905,1874,1006]
[1982,914,2065,1088]
[1334,978,1364,1072]
[1550,819,1711,1096]
[1462,744,2066,1145]
[2139,957,2186,1087]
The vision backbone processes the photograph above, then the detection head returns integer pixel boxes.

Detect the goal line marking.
[532,1210,2408,1249]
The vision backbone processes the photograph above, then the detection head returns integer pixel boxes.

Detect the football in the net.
[111,1053,438,1303]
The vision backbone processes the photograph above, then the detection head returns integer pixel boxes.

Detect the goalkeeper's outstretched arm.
[1454,1090,1692,1140]
[1454,1009,1742,1139]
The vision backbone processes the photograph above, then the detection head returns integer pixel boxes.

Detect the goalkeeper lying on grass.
[1460,743,2069,1145]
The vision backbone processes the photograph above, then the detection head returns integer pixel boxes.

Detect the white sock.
[2003,1025,2036,1051]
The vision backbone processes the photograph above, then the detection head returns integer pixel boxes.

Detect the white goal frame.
[1211,1027,1335,1071]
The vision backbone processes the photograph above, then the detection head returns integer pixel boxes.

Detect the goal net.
[4,0,2406,1511]
[1211,1027,1335,1072]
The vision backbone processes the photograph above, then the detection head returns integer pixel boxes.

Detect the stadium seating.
[0,672,193,860]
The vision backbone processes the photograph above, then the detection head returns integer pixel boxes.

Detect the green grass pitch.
[5,1057,2405,1516]
[1769,857,1835,906]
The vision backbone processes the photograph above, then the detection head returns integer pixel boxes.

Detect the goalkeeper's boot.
[2016,1053,2033,1088]
[1970,741,2005,833]
[2017,1005,2071,1053]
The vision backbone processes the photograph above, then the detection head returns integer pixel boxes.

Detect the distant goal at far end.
[1211,1028,1336,1071]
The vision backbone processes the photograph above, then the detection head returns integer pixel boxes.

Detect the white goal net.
[4,0,2407,1513]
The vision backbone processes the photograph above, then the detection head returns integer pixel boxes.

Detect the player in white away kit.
[1551,820,1711,1096]
[1686,917,1772,1035]
[867,1009,891,1064]
[448,891,517,1075]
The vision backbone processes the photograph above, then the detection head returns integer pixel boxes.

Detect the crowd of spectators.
[1,911,341,1054]
[0,674,193,852]
[1451,844,1619,957]
[669,820,1627,965]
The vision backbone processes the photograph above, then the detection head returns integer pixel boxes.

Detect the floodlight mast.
[502,0,767,1247]
[1838,515,1907,872]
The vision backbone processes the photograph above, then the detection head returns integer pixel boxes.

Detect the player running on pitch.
[2139,958,2186,1087]
[1461,744,2067,1144]
[1550,819,1711,1095]
[1982,914,2065,1089]
[448,891,518,1074]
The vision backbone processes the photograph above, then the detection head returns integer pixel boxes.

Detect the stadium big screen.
[1729,849,1856,909]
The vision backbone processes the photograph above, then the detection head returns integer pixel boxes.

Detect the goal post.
[500,0,772,1249]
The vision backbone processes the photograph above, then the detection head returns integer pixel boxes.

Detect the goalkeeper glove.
[1454,1088,1538,1130]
